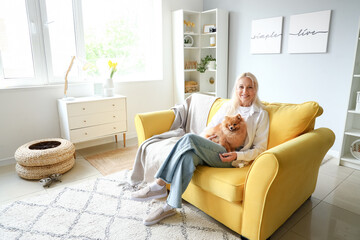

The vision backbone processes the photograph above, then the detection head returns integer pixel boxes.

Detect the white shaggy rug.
[0,170,241,240]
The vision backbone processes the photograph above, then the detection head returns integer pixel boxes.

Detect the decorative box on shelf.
[185,81,199,93]
[57,95,127,147]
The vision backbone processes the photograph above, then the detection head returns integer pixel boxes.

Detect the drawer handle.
[83,120,87,123]
[113,127,116,129]
[112,104,115,106]
[82,108,86,110]
[85,132,88,135]
[113,116,116,118]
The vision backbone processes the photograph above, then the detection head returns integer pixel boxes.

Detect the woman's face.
[236,77,256,107]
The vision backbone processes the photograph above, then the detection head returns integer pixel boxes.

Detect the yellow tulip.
[108,60,118,79]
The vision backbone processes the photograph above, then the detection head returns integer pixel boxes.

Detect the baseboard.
[0,133,138,167]
[0,157,15,167]
[326,150,340,159]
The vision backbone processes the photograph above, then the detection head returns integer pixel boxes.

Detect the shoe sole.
[143,210,176,226]
[130,191,168,202]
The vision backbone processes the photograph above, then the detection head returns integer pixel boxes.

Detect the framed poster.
[250,16,283,54]
[288,10,331,53]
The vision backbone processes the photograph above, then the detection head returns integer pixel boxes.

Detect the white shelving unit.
[340,20,360,170]
[172,9,228,104]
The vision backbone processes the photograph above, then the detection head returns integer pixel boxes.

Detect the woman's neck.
[239,102,253,107]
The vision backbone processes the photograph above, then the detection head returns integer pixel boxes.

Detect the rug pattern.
[0,170,240,240]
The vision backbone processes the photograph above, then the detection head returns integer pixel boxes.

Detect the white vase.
[207,61,216,70]
[103,78,114,97]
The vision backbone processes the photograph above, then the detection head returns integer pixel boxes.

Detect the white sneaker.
[143,207,176,226]
[131,186,167,201]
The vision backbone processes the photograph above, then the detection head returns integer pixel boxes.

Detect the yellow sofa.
[134,99,335,240]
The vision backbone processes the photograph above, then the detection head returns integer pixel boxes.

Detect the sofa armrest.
[135,110,175,146]
[241,128,335,240]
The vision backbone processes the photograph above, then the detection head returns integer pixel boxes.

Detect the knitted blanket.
[130,93,219,184]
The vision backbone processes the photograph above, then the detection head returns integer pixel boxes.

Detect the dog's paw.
[232,161,245,168]
[238,163,245,168]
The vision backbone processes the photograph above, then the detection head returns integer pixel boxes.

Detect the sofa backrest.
[207,99,323,149]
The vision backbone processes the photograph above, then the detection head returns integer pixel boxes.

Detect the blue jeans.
[155,133,233,208]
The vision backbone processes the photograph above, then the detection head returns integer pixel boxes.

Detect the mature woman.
[131,72,269,226]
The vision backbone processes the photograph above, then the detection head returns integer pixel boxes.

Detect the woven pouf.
[14,138,75,180]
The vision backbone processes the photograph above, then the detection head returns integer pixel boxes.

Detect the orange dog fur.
[205,114,247,153]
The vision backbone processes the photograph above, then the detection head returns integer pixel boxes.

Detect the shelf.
[201,46,216,49]
[185,69,216,72]
[348,109,360,114]
[340,153,359,162]
[185,92,199,98]
[186,91,216,97]
[344,128,360,137]
[201,32,216,36]
[340,21,360,171]
[184,32,199,36]
[184,47,199,50]
[203,91,216,96]
[340,153,360,165]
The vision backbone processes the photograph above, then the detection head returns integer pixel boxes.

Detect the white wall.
[204,0,360,155]
[0,0,203,164]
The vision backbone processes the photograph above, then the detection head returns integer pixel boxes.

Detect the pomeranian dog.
[205,114,247,153]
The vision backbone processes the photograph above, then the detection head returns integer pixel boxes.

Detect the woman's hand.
[219,152,237,162]
[207,134,218,142]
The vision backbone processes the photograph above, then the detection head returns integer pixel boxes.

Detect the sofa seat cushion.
[191,165,250,202]
[263,101,323,149]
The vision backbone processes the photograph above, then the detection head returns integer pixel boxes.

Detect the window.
[81,0,162,82]
[0,0,35,81]
[44,0,77,82]
[0,0,162,88]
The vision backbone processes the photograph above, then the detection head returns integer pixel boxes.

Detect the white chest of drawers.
[57,95,127,145]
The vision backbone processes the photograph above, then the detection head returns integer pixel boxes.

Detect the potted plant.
[196,55,216,73]
[184,35,193,47]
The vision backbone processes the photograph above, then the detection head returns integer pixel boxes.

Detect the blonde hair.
[227,72,262,115]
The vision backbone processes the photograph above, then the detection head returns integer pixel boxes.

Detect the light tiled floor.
[1,142,360,240]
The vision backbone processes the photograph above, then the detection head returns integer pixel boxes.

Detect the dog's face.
[222,114,243,132]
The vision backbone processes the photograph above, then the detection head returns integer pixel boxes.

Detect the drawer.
[67,98,126,117]
[70,121,127,143]
[68,111,126,129]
